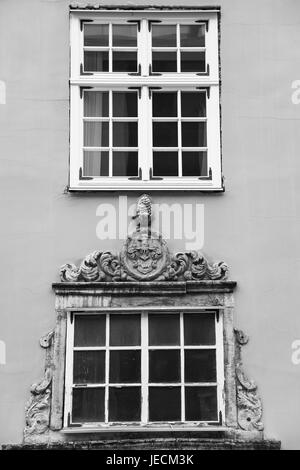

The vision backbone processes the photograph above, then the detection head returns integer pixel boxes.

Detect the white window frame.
[63,307,225,431]
[69,9,222,191]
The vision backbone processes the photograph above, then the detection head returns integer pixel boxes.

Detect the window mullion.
[141,311,149,424]
[109,22,112,73]
[180,312,185,422]
[104,313,110,424]
[140,86,150,181]
[178,90,182,178]
[109,90,113,177]
[176,23,180,73]
[140,18,149,76]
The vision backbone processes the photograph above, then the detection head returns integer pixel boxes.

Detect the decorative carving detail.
[234,329,264,432]
[60,195,229,283]
[24,331,54,439]
[40,330,55,349]
[121,231,169,281]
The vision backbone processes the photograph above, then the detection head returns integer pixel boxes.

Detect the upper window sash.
[70,12,220,83]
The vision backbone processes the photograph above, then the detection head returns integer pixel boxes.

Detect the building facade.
[0,0,299,450]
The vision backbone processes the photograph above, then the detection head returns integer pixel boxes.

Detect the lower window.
[65,310,224,427]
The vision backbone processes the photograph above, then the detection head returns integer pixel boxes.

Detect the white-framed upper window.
[69,8,222,191]
[64,309,224,429]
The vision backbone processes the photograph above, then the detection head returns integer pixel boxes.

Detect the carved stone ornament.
[235,329,264,432]
[24,331,54,439]
[60,195,229,283]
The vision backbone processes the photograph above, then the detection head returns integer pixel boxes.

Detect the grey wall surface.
[0,0,300,449]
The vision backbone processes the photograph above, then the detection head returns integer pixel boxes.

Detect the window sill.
[62,425,228,434]
[68,180,225,192]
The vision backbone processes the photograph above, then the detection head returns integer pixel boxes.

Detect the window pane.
[181,122,207,147]
[83,151,109,177]
[184,350,216,383]
[113,51,137,72]
[109,350,141,383]
[149,314,180,346]
[153,122,177,147]
[113,152,138,177]
[72,387,105,423]
[110,314,141,346]
[84,91,109,117]
[74,315,106,347]
[181,92,206,117]
[153,92,177,117]
[113,92,137,117]
[152,52,177,72]
[182,152,207,177]
[84,51,109,72]
[149,387,181,421]
[180,25,205,47]
[113,122,138,147]
[185,386,218,421]
[84,122,109,147]
[184,313,216,345]
[181,51,206,72]
[109,387,141,421]
[84,24,109,47]
[152,25,177,47]
[73,351,105,384]
[153,152,178,177]
[113,24,137,46]
[149,350,180,383]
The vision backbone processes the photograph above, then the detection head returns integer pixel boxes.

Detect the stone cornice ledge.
[52,280,237,296]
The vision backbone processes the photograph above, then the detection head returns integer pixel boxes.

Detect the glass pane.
[181,92,206,117]
[181,51,206,72]
[153,152,178,177]
[185,386,218,421]
[113,51,137,72]
[113,24,137,46]
[73,351,105,384]
[184,313,216,345]
[153,92,177,118]
[182,152,207,177]
[84,24,109,47]
[74,315,106,347]
[152,52,177,72]
[84,122,109,147]
[152,25,177,47]
[184,350,216,383]
[180,25,205,47]
[113,152,138,177]
[153,122,177,147]
[84,91,109,117]
[109,387,141,421]
[149,350,180,383]
[84,51,109,72]
[181,122,207,147]
[113,92,137,117]
[149,314,180,345]
[83,151,109,177]
[149,387,181,421]
[110,314,141,346]
[109,350,141,383]
[113,122,138,147]
[72,387,105,423]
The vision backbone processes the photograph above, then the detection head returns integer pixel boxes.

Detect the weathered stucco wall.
[0,0,300,449]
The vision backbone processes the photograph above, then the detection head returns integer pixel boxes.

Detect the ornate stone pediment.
[60,195,229,283]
